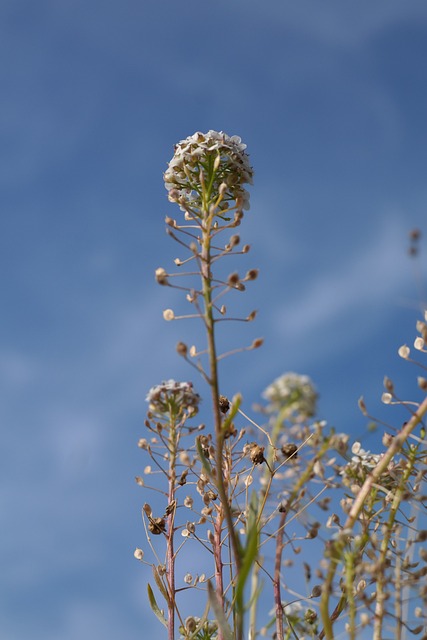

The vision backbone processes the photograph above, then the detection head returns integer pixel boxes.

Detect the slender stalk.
[200,208,243,640]
[213,507,225,608]
[166,416,178,640]
[248,562,260,640]
[274,511,287,640]
[373,447,418,640]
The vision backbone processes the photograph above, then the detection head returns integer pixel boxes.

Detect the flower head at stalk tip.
[164,130,253,215]
[263,372,317,419]
[146,380,201,416]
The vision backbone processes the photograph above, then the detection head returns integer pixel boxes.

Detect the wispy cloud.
[274,213,413,357]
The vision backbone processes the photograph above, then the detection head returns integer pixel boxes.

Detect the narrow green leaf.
[152,565,170,604]
[147,583,168,628]
[235,491,259,608]
[207,581,233,640]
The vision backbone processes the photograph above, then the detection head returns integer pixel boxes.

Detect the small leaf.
[147,583,167,628]
[152,565,170,604]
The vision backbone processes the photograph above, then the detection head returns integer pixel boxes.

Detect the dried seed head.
[165,501,176,516]
[143,503,152,517]
[358,396,367,416]
[185,616,197,631]
[251,337,264,349]
[219,395,230,414]
[383,376,394,393]
[246,442,265,465]
[281,443,298,459]
[176,341,188,356]
[148,517,166,535]
[186,521,196,534]
[178,469,189,486]
[245,269,259,281]
[228,272,240,286]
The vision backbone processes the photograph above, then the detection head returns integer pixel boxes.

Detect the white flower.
[263,372,317,418]
[164,130,253,215]
[134,548,144,561]
[146,380,200,415]
[341,441,401,489]
[350,442,382,468]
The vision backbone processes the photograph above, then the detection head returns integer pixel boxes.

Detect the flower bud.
[176,341,188,356]
[155,267,169,285]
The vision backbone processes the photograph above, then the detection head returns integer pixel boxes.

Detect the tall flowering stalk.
[158,131,257,640]
[135,133,427,640]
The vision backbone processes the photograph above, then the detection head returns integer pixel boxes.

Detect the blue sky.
[2,1,427,638]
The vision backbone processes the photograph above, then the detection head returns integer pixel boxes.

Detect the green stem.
[373,446,418,640]
[167,415,177,640]
[200,208,243,640]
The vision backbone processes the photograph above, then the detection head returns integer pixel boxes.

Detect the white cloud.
[275,213,412,350]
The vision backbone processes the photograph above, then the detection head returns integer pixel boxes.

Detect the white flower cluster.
[349,442,382,469]
[146,380,200,415]
[263,372,317,418]
[342,442,400,488]
[164,130,253,214]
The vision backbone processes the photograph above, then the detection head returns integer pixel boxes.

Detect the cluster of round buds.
[263,372,318,419]
[179,617,218,638]
[164,130,253,215]
[145,380,200,416]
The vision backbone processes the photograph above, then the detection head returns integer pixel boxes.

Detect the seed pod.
[219,395,230,414]
[248,443,265,465]
[148,517,166,535]
[281,443,298,459]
